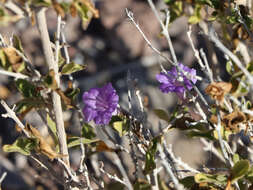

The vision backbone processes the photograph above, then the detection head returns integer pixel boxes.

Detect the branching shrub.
[0,0,253,190]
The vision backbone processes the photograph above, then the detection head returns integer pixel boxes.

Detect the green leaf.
[180,176,195,189]
[82,123,96,139]
[246,166,253,183]
[3,138,38,156]
[32,0,51,7]
[15,97,47,114]
[233,154,240,164]
[16,62,26,73]
[109,115,130,136]
[65,87,80,101]
[67,136,99,148]
[0,49,7,69]
[231,160,250,183]
[13,35,24,53]
[168,1,183,23]
[186,129,215,141]
[226,60,234,75]
[133,179,151,190]
[43,70,58,90]
[61,62,86,74]
[194,173,227,186]
[75,2,90,23]
[46,114,58,143]
[153,109,170,123]
[144,136,162,174]
[164,0,176,4]
[247,61,253,73]
[60,2,71,12]
[16,79,40,98]
[58,50,65,67]
[112,121,124,137]
[188,4,202,24]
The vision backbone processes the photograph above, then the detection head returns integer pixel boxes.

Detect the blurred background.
[0,0,215,189]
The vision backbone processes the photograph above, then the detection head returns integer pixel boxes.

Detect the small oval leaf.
[61,62,86,75]
[231,160,250,183]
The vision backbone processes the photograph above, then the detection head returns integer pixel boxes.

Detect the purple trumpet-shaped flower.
[156,63,197,98]
[82,83,119,125]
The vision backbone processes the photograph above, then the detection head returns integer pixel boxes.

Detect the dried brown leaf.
[31,11,36,26]
[205,82,232,102]
[0,85,10,99]
[55,88,73,109]
[53,2,65,18]
[223,110,246,131]
[3,47,22,64]
[80,0,99,18]
[26,124,65,160]
[70,3,77,17]
[96,141,115,152]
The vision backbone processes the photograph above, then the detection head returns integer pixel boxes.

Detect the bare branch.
[165,144,200,174]
[0,69,28,79]
[111,153,133,190]
[158,144,184,190]
[36,8,69,166]
[1,100,30,137]
[146,0,178,64]
[125,8,174,68]
[209,26,253,85]
[99,162,127,186]
[0,171,7,189]
[4,1,25,17]
[200,138,226,163]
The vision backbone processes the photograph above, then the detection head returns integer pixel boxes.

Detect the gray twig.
[36,8,69,166]
[0,172,7,185]
[146,0,178,64]
[0,69,28,79]
[99,162,127,186]
[111,153,133,190]
[125,8,174,67]
[209,26,253,84]
[158,144,184,190]
[1,100,30,137]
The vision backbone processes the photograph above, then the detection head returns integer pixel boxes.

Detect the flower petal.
[156,73,169,83]
[82,88,100,108]
[83,107,97,122]
[82,83,119,124]
[94,112,112,125]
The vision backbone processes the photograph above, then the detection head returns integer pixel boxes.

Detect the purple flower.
[82,83,119,125]
[156,63,197,98]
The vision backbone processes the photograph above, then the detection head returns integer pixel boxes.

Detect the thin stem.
[126,9,174,66]
[0,69,28,79]
[99,162,127,186]
[36,8,69,166]
[187,27,205,69]
[158,145,184,190]
[55,15,61,67]
[147,0,178,64]
[1,100,30,137]
[201,138,226,163]
[209,26,253,85]
[0,172,7,187]
[200,48,213,82]
[216,110,233,167]
[4,1,25,17]
[111,153,133,190]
